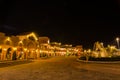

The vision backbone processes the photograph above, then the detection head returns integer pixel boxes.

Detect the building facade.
[0,32,82,61]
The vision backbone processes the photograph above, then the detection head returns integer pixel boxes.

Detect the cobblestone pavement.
[0,56,120,80]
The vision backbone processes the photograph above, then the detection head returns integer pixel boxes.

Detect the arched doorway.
[27,41,36,59]
[17,47,24,59]
[0,48,2,60]
[12,51,17,60]
[6,47,12,60]
[4,37,12,46]
[18,41,24,47]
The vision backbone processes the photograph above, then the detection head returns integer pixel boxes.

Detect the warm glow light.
[19,40,23,44]
[116,37,120,49]
[110,46,116,49]
[36,49,38,52]
[48,40,50,44]
[40,50,41,53]
[13,47,17,51]
[84,50,87,53]
[116,37,119,41]
[6,37,11,41]
[3,48,7,51]
[24,48,27,51]
[87,49,91,53]
[32,50,34,53]
[26,32,38,41]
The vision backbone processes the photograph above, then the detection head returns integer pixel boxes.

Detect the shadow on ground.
[0,60,34,68]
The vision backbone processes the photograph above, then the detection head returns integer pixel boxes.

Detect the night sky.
[0,0,120,48]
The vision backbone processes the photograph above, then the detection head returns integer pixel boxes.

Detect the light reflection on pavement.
[0,56,120,80]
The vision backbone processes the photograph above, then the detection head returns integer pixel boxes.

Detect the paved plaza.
[0,56,120,80]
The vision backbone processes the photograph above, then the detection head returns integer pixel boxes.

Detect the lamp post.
[116,37,119,49]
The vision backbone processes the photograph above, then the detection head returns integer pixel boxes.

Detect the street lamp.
[116,37,119,49]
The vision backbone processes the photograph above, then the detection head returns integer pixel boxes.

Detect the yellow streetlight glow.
[116,37,120,49]
[116,37,119,41]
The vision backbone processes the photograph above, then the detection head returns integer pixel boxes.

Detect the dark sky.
[0,0,120,48]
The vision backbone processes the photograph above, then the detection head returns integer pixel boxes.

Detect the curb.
[76,59,120,64]
[0,60,33,64]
